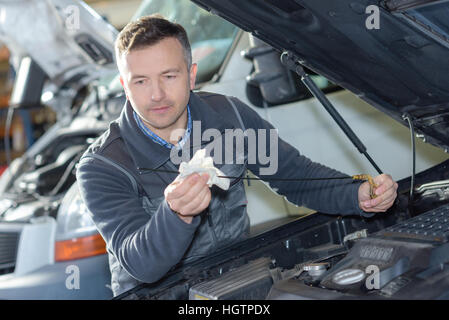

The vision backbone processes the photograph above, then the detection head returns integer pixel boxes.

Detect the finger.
[363,186,396,208]
[197,187,212,212]
[373,173,392,184]
[364,200,393,212]
[370,175,395,201]
[168,173,201,199]
[360,185,398,212]
[373,174,395,196]
[374,188,397,209]
[179,174,210,204]
[193,186,212,214]
[380,182,398,203]
[362,188,397,212]
[179,185,210,215]
[171,184,207,213]
[166,173,211,212]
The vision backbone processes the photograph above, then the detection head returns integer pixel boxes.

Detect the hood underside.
[192,0,449,151]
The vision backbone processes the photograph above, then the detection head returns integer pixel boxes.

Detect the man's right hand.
[164,173,211,224]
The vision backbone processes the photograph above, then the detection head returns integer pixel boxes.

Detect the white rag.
[176,149,230,190]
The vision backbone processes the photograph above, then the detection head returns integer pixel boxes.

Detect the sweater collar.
[118,91,235,170]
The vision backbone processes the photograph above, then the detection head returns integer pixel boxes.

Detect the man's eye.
[165,75,176,80]
[135,80,145,85]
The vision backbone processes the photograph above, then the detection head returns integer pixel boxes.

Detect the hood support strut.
[281,51,383,175]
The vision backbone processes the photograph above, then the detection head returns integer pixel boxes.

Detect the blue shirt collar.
[118,92,236,170]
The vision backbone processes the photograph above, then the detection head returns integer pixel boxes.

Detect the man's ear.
[119,76,129,99]
[189,63,198,90]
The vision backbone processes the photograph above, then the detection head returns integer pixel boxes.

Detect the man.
[76,15,398,297]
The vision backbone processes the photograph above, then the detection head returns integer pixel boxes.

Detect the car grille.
[0,231,20,275]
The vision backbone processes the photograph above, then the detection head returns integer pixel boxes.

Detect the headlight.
[56,182,97,239]
[55,182,106,261]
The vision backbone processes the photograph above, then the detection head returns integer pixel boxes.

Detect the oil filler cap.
[303,262,329,278]
[332,268,365,286]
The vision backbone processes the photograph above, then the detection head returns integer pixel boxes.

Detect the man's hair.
[115,14,192,70]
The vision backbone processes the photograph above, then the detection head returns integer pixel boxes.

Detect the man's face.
[119,37,197,132]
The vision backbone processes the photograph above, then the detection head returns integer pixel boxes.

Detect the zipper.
[205,208,218,249]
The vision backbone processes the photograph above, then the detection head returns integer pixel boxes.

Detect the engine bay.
[269,206,449,300]
[115,159,449,300]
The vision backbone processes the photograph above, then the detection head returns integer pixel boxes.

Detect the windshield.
[131,0,238,84]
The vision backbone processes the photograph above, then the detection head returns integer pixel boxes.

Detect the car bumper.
[0,254,112,300]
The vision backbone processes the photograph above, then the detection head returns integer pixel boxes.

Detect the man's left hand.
[358,174,398,213]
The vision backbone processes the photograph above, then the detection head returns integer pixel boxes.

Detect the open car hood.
[192,0,449,151]
[0,0,117,85]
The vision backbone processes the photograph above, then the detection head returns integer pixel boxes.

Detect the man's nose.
[151,81,166,102]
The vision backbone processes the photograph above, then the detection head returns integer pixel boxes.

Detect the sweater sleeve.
[76,157,201,283]
[230,98,374,218]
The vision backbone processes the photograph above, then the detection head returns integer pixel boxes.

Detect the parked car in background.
[0,0,448,299]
